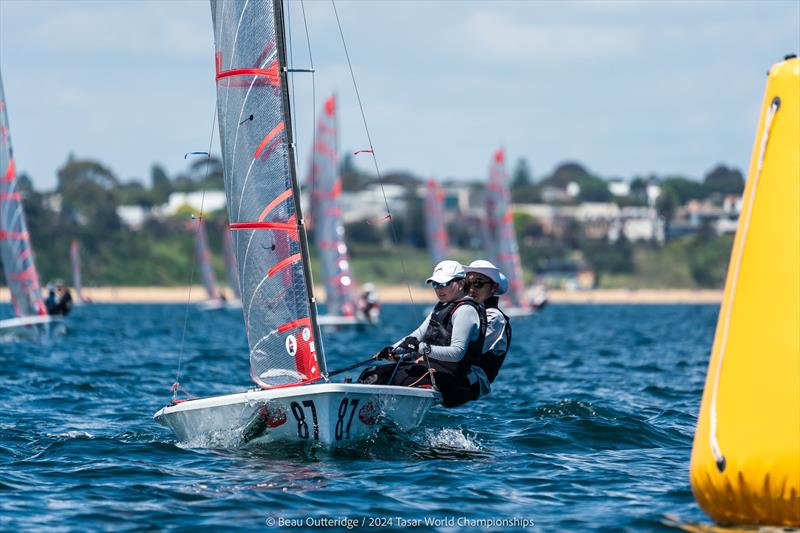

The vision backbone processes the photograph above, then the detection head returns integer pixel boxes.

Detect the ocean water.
[0,303,719,531]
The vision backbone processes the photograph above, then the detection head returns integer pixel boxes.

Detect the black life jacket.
[476,307,511,383]
[422,297,487,380]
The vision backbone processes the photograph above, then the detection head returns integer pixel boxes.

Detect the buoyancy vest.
[476,307,511,383]
[422,297,487,380]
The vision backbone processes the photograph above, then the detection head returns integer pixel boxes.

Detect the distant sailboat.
[154,0,438,447]
[0,68,64,338]
[424,178,448,265]
[308,95,369,327]
[222,227,242,308]
[189,218,225,311]
[485,148,533,317]
[70,240,90,304]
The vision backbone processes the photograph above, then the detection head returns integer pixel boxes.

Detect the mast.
[70,240,84,302]
[274,0,326,374]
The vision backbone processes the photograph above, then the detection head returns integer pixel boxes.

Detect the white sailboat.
[485,148,535,317]
[0,67,65,339]
[154,0,439,447]
[307,95,371,327]
[70,240,91,305]
[190,218,226,311]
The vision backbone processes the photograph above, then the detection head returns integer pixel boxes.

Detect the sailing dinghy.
[222,227,242,309]
[0,68,64,339]
[190,218,226,311]
[70,240,91,304]
[308,95,371,327]
[154,0,439,447]
[485,149,534,317]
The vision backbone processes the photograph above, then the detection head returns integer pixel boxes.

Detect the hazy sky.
[0,0,798,190]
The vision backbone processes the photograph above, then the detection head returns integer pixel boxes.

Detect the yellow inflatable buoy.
[690,55,800,526]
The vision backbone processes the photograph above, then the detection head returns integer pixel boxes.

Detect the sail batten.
[0,69,47,319]
[212,0,325,388]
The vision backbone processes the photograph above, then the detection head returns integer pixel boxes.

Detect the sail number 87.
[288,398,359,440]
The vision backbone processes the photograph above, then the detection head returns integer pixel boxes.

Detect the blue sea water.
[0,303,719,531]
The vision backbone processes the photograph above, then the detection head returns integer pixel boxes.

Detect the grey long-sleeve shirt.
[393,305,480,362]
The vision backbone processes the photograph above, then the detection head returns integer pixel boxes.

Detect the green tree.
[151,164,173,205]
[662,176,706,204]
[703,164,744,196]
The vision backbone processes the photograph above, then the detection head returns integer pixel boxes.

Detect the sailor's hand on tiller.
[373,346,394,360]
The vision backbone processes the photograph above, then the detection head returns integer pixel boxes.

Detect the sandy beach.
[1,286,723,305]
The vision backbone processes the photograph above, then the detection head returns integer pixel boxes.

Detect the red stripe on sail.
[8,264,37,281]
[318,240,340,250]
[2,159,15,181]
[253,121,285,159]
[258,189,293,221]
[215,51,222,75]
[216,61,280,85]
[314,140,335,159]
[230,221,295,232]
[278,317,311,333]
[18,248,32,262]
[267,253,301,278]
[494,148,505,163]
[0,231,28,240]
[0,192,20,200]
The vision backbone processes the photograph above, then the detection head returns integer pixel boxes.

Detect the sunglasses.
[468,280,493,289]
[431,279,460,289]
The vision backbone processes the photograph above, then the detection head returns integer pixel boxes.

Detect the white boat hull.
[154,383,439,447]
[198,299,227,311]
[0,314,66,340]
[504,306,535,318]
[316,314,372,327]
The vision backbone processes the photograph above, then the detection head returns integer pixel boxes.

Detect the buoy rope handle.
[709,96,780,472]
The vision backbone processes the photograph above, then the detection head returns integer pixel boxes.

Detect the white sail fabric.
[70,240,86,303]
[190,219,221,301]
[222,228,241,300]
[0,69,47,319]
[424,178,448,265]
[212,0,323,387]
[485,149,529,308]
[308,95,358,317]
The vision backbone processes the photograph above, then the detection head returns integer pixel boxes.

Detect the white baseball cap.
[426,260,465,285]
[464,260,508,295]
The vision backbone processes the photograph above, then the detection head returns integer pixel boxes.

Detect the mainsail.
[308,95,358,317]
[485,148,529,308]
[424,178,448,265]
[190,218,222,301]
[0,69,47,319]
[222,227,241,301]
[70,240,86,303]
[212,0,324,387]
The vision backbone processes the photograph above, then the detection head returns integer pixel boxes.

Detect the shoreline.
[1,287,723,305]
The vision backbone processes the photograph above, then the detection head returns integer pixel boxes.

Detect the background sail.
[0,69,46,318]
[212,0,322,387]
[190,218,221,301]
[308,95,358,317]
[222,228,241,300]
[485,148,529,308]
[424,178,449,265]
[70,240,86,303]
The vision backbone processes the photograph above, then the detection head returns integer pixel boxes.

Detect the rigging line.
[331,0,434,387]
[330,0,421,323]
[173,104,219,399]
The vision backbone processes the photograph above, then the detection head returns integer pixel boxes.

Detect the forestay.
[424,178,448,265]
[0,69,47,319]
[308,95,358,317]
[212,0,324,387]
[485,148,529,308]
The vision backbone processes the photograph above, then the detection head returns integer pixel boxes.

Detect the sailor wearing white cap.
[464,260,512,396]
[360,260,488,408]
